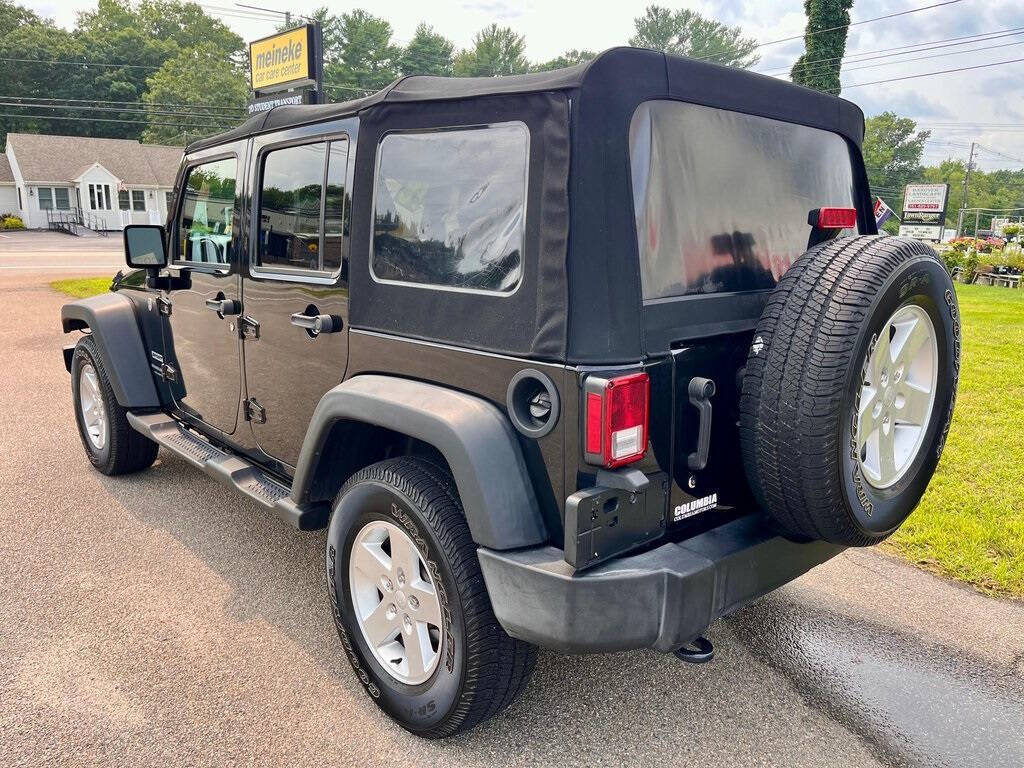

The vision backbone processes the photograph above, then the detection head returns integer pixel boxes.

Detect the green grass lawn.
[885,284,1024,598]
[50,277,112,298]
[48,276,1023,596]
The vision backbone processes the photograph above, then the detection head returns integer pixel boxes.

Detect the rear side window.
[630,100,857,300]
[255,138,349,276]
[371,123,528,294]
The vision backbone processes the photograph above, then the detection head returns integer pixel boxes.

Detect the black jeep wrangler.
[61,48,959,737]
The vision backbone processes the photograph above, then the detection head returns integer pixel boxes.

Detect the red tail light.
[583,372,650,468]
[809,207,857,229]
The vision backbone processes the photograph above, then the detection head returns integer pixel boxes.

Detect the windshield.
[630,100,858,300]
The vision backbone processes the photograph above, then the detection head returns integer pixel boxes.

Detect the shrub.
[0,215,25,230]
[1002,223,1021,239]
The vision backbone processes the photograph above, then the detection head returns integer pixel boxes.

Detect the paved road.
[1,259,1022,767]
[0,230,123,273]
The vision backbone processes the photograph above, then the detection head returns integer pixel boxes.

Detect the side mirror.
[124,224,168,269]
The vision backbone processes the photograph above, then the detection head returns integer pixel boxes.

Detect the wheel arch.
[61,293,160,408]
[292,375,549,550]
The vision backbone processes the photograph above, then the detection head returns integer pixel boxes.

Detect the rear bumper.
[477,514,843,654]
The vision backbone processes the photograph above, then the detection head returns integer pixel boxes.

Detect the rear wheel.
[326,457,537,738]
[71,334,159,475]
[740,236,960,545]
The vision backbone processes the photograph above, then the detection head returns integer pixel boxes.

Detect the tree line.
[0,0,759,145]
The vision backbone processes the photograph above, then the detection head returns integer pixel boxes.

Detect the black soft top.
[189,48,870,364]
[188,48,864,153]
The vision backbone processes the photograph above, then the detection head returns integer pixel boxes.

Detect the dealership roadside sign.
[248,24,323,108]
[899,183,949,241]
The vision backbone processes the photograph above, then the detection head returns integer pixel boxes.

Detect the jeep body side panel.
[345,329,566,542]
[292,375,548,550]
[61,292,160,408]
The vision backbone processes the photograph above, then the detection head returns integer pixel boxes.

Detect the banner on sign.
[874,197,896,228]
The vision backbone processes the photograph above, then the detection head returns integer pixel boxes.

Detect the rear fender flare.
[61,292,160,408]
[292,375,548,550]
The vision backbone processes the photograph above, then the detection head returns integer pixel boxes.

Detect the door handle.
[290,312,342,335]
[205,297,241,316]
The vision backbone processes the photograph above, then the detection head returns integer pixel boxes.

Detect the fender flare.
[292,375,548,550]
[61,292,160,408]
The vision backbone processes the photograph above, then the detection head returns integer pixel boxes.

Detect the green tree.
[629,5,759,68]
[330,9,401,94]
[142,43,248,144]
[398,23,454,76]
[453,24,529,77]
[790,0,854,93]
[0,0,39,37]
[532,49,596,72]
[863,112,930,230]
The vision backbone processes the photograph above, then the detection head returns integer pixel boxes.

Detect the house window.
[89,183,111,211]
[38,187,54,210]
[119,190,130,210]
[132,190,146,212]
[54,188,70,210]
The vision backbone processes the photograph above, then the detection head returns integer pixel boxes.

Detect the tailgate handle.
[687,377,715,471]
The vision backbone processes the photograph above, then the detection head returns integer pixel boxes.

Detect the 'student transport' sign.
[249,25,315,93]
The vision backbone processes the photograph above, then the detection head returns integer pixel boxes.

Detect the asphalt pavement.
[1,232,1022,767]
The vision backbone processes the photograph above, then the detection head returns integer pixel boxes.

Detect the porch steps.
[126,412,329,530]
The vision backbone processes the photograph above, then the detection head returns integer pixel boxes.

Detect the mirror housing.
[124,224,168,270]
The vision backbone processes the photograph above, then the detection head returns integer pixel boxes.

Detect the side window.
[54,188,70,210]
[255,138,348,276]
[177,157,237,265]
[132,190,146,211]
[118,190,131,210]
[371,123,528,293]
[38,187,53,210]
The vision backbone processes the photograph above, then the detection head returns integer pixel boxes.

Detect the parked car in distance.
[61,48,960,738]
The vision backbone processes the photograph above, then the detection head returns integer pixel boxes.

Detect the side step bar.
[127,412,329,531]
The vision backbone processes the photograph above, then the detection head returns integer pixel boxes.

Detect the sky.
[22,0,1024,173]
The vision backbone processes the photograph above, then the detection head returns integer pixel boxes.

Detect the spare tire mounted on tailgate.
[740,235,960,546]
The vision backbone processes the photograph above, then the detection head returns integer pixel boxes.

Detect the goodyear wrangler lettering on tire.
[388,502,455,674]
[740,236,960,546]
[327,544,381,698]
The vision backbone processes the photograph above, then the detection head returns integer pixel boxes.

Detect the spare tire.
[739,236,960,546]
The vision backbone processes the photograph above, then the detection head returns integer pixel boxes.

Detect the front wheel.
[326,457,537,738]
[71,334,159,475]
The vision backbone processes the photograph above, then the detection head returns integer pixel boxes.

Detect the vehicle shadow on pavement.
[96,453,1021,768]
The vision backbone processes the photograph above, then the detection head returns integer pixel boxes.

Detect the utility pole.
[957,141,976,237]
[284,11,291,26]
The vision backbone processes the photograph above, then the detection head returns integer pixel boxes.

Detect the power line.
[0,101,241,123]
[835,56,1024,91]
[0,56,162,70]
[0,95,246,114]
[695,0,964,63]
[774,32,1024,80]
[758,26,1024,75]
[976,144,1024,166]
[0,112,228,130]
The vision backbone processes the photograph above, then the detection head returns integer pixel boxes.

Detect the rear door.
[161,147,245,435]
[241,125,354,469]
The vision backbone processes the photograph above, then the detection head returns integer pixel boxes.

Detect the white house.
[0,155,16,214]
[3,133,183,231]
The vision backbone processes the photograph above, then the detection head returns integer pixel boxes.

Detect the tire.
[739,236,960,545]
[71,334,159,476]
[325,456,537,738]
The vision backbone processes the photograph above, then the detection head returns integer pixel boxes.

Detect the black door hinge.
[159,362,177,381]
[239,316,260,340]
[157,296,172,316]
[244,397,266,424]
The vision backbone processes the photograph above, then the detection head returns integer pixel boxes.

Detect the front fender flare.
[292,375,548,550]
[61,292,160,408]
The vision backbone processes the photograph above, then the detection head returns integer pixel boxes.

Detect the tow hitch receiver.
[674,636,714,664]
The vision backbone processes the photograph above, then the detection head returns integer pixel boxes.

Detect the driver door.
[160,148,245,435]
